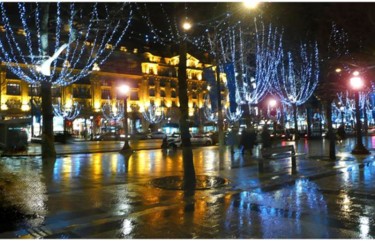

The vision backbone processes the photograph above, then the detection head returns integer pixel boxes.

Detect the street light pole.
[119,85,132,154]
[350,74,370,155]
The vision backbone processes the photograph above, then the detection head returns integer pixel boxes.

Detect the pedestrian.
[261,125,272,149]
[337,124,346,142]
[240,126,257,155]
[227,128,238,153]
[161,135,168,149]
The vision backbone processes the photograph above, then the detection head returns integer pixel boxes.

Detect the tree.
[0,2,132,159]
[315,24,350,160]
[273,42,320,140]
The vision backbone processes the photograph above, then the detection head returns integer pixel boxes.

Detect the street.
[0,137,374,238]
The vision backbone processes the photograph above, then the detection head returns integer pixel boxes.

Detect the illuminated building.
[0,46,227,138]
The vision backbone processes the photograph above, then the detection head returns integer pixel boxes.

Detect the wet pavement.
[0,137,375,238]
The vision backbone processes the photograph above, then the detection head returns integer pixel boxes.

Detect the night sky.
[124,2,375,58]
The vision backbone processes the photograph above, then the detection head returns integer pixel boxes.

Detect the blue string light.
[0,3,133,87]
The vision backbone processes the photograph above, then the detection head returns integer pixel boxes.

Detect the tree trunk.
[306,106,312,139]
[41,82,56,160]
[293,103,299,140]
[178,37,196,190]
[363,100,368,135]
[325,101,336,160]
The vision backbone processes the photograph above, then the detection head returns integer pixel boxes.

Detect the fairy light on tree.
[53,97,81,139]
[102,100,124,125]
[203,94,218,122]
[333,91,355,127]
[225,105,243,124]
[0,2,132,159]
[272,42,320,140]
[240,22,283,119]
[142,104,165,124]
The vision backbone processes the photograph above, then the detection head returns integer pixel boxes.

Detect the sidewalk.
[0,138,375,238]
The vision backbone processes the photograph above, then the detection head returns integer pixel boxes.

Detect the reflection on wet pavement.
[0,138,374,238]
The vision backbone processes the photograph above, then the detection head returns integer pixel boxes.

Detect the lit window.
[120,46,127,52]
[17,29,26,36]
[7,83,21,95]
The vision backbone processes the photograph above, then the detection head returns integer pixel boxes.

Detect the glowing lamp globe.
[182,22,192,31]
[243,0,259,9]
[269,99,277,108]
[350,76,364,90]
[119,85,130,95]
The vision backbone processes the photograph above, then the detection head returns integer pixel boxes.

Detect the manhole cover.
[151,175,229,190]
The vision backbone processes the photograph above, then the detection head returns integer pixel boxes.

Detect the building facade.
[0,49,227,139]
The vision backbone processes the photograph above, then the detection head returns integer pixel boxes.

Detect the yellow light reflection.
[110,155,118,173]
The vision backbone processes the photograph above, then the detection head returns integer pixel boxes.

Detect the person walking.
[337,124,346,143]
[261,125,272,149]
[227,128,238,154]
[240,126,257,155]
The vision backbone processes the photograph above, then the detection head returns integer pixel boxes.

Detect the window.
[170,81,177,88]
[101,89,111,99]
[171,90,177,98]
[52,87,61,97]
[192,93,197,99]
[28,85,41,96]
[130,92,139,100]
[6,83,21,95]
[160,79,167,87]
[160,90,166,97]
[149,88,155,97]
[149,77,155,86]
[101,80,111,86]
[120,46,127,52]
[73,87,91,98]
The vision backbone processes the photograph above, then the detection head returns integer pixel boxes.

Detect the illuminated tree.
[316,23,350,159]
[142,104,164,124]
[53,98,81,140]
[0,3,132,159]
[273,42,320,139]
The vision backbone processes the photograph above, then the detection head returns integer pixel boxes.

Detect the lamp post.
[118,84,132,154]
[350,73,370,155]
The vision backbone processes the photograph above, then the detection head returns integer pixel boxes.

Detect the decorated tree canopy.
[0,2,132,86]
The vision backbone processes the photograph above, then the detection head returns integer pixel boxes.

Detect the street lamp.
[350,74,370,154]
[118,84,132,154]
[243,0,260,9]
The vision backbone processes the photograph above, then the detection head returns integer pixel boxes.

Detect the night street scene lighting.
[1,2,375,239]
[118,84,132,154]
[349,72,370,155]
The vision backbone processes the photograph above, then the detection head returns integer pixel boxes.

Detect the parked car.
[54,131,73,143]
[148,131,167,139]
[285,128,307,140]
[205,131,218,145]
[166,133,212,148]
[94,132,130,141]
[131,132,149,140]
